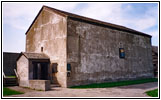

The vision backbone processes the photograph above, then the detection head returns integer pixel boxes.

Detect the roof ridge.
[18,52,50,60]
[26,5,152,38]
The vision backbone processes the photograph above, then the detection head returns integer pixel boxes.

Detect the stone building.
[3,52,19,76]
[152,46,158,77]
[17,5,154,88]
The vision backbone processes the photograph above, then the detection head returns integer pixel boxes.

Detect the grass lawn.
[6,76,16,78]
[146,89,158,97]
[70,78,158,88]
[3,87,24,96]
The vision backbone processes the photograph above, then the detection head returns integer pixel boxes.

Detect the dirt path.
[5,82,158,97]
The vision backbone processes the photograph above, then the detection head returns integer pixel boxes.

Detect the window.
[67,64,71,71]
[119,48,125,58]
[67,64,71,77]
[67,72,70,77]
[41,47,43,52]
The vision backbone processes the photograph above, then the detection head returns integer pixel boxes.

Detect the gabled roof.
[17,52,49,61]
[25,5,151,38]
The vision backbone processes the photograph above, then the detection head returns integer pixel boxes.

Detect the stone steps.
[3,77,18,86]
[50,84,61,87]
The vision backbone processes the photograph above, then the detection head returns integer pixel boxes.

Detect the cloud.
[3,3,158,32]
[76,3,158,34]
[133,17,156,31]
[126,5,158,32]
[150,30,158,46]
[3,3,158,52]
[3,2,79,31]
[78,3,123,23]
[3,2,79,18]
[145,29,158,38]
[75,3,158,46]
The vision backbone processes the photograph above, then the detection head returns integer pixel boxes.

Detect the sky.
[3,2,159,53]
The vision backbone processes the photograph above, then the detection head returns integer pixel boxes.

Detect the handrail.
[14,69,19,79]
[3,72,6,78]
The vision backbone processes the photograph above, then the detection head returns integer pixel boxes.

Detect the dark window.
[67,72,70,77]
[41,47,43,52]
[67,64,71,71]
[119,48,125,58]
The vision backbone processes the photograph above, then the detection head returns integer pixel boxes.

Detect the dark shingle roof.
[25,5,152,38]
[17,52,49,60]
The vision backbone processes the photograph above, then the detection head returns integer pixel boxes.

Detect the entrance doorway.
[32,62,49,80]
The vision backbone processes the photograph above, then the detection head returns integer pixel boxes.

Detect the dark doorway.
[33,62,38,79]
[41,63,48,80]
[32,62,48,80]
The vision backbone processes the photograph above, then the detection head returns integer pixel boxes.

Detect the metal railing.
[14,69,19,79]
[3,72,6,78]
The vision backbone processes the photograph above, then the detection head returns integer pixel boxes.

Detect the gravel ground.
[4,82,158,98]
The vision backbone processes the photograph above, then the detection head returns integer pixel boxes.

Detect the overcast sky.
[3,2,158,53]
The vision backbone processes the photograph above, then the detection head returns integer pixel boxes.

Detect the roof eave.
[25,5,152,38]
[16,52,25,61]
[68,16,152,38]
[25,6,68,35]
[28,58,50,60]
[25,7,44,35]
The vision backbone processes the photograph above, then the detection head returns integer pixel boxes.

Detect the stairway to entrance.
[3,77,18,86]
[50,84,61,88]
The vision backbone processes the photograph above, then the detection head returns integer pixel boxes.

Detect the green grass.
[3,87,24,96]
[6,76,16,78]
[146,89,158,97]
[70,78,158,88]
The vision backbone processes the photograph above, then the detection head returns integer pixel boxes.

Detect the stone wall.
[152,46,158,77]
[29,80,50,91]
[3,52,19,76]
[67,18,154,87]
[17,55,29,87]
[26,7,67,87]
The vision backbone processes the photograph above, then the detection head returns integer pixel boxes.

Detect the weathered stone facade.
[25,7,67,87]
[21,6,154,88]
[17,55,29,87]
[67,18,153,87]
[29,80,50,91]
[152,46,158,77]
[17,52,50,90]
